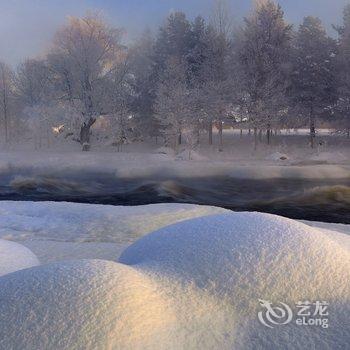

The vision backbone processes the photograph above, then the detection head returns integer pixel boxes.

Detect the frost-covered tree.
[334,4,350,137]
[210,0,233,39]
[129,30,159,139]
[153,12,203,147]
[290,16,337,148]
[49,13,124,149]
[16,59,51,108]
[0,62,14,144]
[105,48,135,150]
[15,59,53,145]
[154,12,192,69]
[155,57,192,150]
[236,0,292,148]
[188,18,232,149]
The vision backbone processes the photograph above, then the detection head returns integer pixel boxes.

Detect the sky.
[0,0,348,65]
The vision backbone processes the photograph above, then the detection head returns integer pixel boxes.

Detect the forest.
[0,0,350,151]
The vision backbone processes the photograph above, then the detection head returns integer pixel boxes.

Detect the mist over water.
[1,168,349,224]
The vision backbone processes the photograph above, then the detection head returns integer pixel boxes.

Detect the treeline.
[0,0,350,151]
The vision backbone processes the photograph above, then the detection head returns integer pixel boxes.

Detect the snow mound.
[0,259,234,349]
[0,260,169,349]
[120,212,350,348]
[0,239,39,276]
[1,212,349,348]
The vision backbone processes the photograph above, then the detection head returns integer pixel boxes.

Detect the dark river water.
[0,170,349,224]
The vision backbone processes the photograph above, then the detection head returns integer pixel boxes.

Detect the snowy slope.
[0,209,349,349]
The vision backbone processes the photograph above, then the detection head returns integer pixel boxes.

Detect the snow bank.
[0,207,349,348]
[0,239,39,276]
[120,213,350,348]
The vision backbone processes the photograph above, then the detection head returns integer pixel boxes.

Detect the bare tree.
[50,13,124,149]
[210,0,234,38]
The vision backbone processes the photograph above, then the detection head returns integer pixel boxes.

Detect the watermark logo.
[258,299,329,329]
[258,299,293,328]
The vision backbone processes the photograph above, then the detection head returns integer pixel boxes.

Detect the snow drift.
[0,211,349,349]
[119,213,350,348]
[0,239,39,276]
[0,259,235,349]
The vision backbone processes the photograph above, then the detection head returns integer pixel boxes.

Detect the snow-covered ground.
[0,238,39,276]
[0,203,349,349]
[0,202,227,262]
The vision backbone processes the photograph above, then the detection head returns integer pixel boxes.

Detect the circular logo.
[258,299,293,328]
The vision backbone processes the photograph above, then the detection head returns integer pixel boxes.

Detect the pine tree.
[290,16,337,148]
[154,12,192,73]
[236,0,292,148]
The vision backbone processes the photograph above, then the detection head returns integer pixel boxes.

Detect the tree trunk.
[3,105,8,144]
[267,123,271,145]
[208,120,213,145]
[218,121,223,151]
[80,117,96,151]
[1,68,9,144]
[254,127,258,151]
[309,107,316,149]
[240,117,243,139]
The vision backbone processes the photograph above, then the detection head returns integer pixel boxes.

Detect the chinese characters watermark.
[258,299,329,329]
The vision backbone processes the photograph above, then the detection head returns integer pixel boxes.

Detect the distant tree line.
[0,0,350,151]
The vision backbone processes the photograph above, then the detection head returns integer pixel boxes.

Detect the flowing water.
[1,168,349,224]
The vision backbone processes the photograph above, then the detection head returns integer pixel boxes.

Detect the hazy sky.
[0,0,348,65]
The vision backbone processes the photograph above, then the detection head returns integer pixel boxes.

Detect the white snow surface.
[0,201,228,244]
[119,213,350,348]
[0,207,349,349]
[0,239,39,276]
